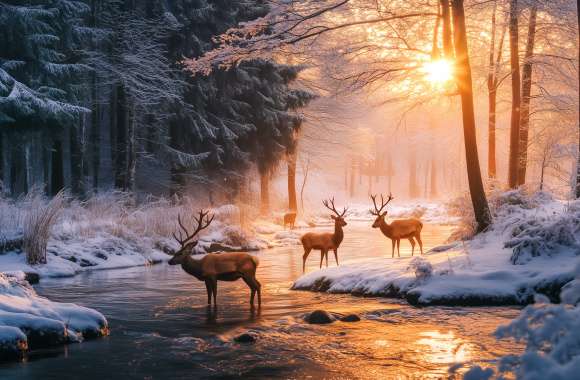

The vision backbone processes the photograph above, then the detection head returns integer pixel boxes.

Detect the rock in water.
[234,333,257,343]
[340,314,361,322]
[304,310,334,324]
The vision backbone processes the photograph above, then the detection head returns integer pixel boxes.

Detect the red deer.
[168,210,261,307]
[370,194,423,257]
[300,198,348,273]
[283,212,297,229]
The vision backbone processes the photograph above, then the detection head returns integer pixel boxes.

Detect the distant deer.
[283,212,297,229]
[370,193,423,258]
[168,210,261,307]
[300,198,348,273]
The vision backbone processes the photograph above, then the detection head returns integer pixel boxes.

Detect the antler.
[322,197,348,217]
[172,209,215,247]
[369,193,394,216]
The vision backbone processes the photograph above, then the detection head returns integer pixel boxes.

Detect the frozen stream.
[0,223,522,379]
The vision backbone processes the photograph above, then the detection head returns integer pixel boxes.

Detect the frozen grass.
[0,191,268,278]
[23,190,66,265]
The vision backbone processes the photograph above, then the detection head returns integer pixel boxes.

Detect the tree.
[508,0,522,188]
[487,0,507,180]
[517,4,538,186]
[451,0,492,230]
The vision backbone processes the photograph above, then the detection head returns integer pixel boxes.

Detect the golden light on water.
[422,59,453,84]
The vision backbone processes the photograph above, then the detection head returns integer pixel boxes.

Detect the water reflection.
[0,223,522,379]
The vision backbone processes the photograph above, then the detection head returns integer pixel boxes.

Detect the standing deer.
[283,212,297,229]
[168,210,262,307]
[300,198,348,273]
[370,193,423,258]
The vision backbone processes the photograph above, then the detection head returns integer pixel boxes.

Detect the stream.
[0,223,522,379]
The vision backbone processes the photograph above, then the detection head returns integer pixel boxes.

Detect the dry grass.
[23,190,66,265]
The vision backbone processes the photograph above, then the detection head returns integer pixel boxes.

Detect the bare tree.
[508,0,522,188]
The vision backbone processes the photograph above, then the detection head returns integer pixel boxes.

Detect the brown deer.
[300,198,348,273]
[370,193,423,258]
[283,212,297,229]
[168,210,261,307]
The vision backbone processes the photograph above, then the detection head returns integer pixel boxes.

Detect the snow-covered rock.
[0,272,108,360]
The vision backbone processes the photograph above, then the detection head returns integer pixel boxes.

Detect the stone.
[304,310,334,324]
[234,333,257,343]
[340,314,360,322]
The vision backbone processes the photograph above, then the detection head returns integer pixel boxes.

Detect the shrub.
[23,191,66,265]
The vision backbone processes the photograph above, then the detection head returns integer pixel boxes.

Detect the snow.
[293,191,580,306]
[463,262,580,379]
[0,272,108,359]
[0,195,269,279]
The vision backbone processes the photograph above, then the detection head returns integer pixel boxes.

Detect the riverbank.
[0,272,108,360]
[293,191,580,306]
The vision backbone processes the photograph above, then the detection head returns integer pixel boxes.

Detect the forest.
[1,0,313,208]
[0,1,579,379]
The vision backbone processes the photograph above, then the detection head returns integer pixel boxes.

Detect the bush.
[23,191,66,265]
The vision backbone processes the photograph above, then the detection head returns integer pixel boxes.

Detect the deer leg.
[242,276,255,307]
[254,278,262,307]
[210,277,218,305]
[205,280,212,305]
[409,238,416,256]
[333,248,339,266]
[416,234,424,255]
[302,247,312,273]
[396,239,401,257]
[391,239,395,258]
[325,250,329,267]
[319,250,326,269]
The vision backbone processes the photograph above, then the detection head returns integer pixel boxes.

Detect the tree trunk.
[430,158,438,198]
[287,150,297,212]
[51,139,64,195]
[260,171,270,215]
[113,84,128,190]
[409,150,418,198]
[487,0,498,179]
[70,122,85,196]
[126,108,136,192]
[440,0,453,59]
[575,0,580,198]
[300,158,309,213]
[349,158,355,197]
[451,0,492,231]
[517,5,537,186]
[508,0,521,188]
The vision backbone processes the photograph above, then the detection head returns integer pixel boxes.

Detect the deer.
[168,210,262,307]
[300,198,348,273]
[283,212,297,230]
[370,193,424,258]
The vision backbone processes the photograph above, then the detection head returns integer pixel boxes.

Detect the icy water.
[1,223,522,379]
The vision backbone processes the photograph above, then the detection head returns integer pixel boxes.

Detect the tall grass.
[23,190,66,265]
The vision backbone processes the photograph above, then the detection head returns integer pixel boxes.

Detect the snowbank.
[462,262,580,379]
[0,193,268,279]
[293,191,580,306]
[0,272,108,360]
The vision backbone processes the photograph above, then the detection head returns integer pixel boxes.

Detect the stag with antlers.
[370,194,424,258]
[168,210,262,307]
[299,198,348,273]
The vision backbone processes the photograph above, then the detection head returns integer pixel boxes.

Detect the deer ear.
[330,215,336,220]
[382,211,388,217]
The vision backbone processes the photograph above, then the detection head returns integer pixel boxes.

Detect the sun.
[422,59,453,84]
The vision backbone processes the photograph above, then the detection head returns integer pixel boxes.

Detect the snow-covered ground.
[0,194,272,278]
[462,261,580,379]
[293,190,580,306]
[0,272,108,359]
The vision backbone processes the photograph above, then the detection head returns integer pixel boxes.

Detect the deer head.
[370,193,394,228]
[169,210,214,265]
[323,197,348,227]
